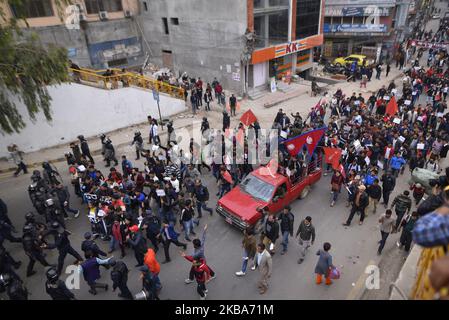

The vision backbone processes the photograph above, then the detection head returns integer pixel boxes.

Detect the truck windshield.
[240,174,275,202]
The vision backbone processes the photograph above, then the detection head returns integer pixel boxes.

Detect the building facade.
[322,0,412,60]
[249,0,325,90]
[138,0,324,95]
[0,0,145,68]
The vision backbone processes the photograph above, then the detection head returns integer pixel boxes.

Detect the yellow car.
[333,54,369,67]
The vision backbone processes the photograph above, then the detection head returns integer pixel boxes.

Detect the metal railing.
[68,67,185,99]
[410,245,449,300]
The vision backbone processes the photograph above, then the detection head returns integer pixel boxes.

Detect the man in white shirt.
[377,209,396,255]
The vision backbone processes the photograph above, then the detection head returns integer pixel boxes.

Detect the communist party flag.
[240,109,257,126]
[385,96,398,116]
[284,127,327,157]
[323,147,342,170]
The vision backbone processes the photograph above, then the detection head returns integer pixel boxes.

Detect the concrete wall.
[137,0,247,95]
[0,84,187,158]
[23,17,145,68]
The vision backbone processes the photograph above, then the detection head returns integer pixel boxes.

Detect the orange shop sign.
[251,34,323,64]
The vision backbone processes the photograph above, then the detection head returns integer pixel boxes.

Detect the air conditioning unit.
[79,14,87,22]
[99,11,108,21]
[124,10,132,18]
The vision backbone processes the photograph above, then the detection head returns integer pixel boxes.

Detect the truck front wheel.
[299,186,311,199]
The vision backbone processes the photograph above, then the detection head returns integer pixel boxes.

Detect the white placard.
[404,100,411,105]
[354,100,360,106]
[417,143,425,150]
[391,88,398,95]
[280,131,288,139]
[226,65,232,73]
[437,112,444,118]
[377,160,384,169]
[398,136,406,143]
[384,96,390,101]
[417,116,423,122]
[156,189,166,197]
[412,91,417,96]
[393,118,401,124]
[353,140,361,150]
[152,145,159,151]
[365,156,370,166]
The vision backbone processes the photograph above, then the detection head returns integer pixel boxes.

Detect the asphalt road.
[0,8,446,300]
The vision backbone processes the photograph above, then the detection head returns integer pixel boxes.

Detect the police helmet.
[0,274,11,287]
[106,138,112,144]
[50,221,60,229]
[25,212,35,222]
[135,131,141,136]
[29,184,36,191]
[100,133,106,139]
[45,198,54,207]
[46,267,59,282]
[23,224,34,234]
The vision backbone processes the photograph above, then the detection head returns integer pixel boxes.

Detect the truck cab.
[216,155,322,231]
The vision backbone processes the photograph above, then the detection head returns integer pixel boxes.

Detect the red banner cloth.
[323,147,342,170]
[386,96,398,116]
[240,109,257,126]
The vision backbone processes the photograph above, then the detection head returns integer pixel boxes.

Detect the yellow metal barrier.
[68,68,185,99]
[411,245,449,300]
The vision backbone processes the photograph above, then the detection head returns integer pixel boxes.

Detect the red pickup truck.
[216,155,322,231]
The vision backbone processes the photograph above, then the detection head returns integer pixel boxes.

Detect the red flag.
[222,170,233,184]
[385,96,398,116]
[323,147,342,170]
[259,158,279,178]
[240,109,257,126]
[284,127,327,156]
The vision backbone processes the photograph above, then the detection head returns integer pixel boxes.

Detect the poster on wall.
[88,37,142,67]
[232,72,240,81]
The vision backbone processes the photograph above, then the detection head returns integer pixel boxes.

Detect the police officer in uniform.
[45,267,76,300]
[81,232,107,259]
[104,138,119,167]
[110,258,133,299]
[0,246,21,281]
[43,222,84,275]
[0,273,28,300]
[78,135,95,164]
[22,224,52,277]
[131,131,145,160]
[42,162,61,186]
[44,198,65,228]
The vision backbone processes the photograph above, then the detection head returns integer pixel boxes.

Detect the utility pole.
[241,29,256,97]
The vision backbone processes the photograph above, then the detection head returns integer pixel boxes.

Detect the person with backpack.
[110,258,133,299]
[390,191,412,230]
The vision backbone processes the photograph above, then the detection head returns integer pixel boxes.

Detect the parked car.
[216,155,322,231]
[333,54,373,67]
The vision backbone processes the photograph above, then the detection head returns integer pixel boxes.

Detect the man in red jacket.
[182,254,211,300]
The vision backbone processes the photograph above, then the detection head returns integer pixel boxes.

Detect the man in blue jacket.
[160,221,187,263]
[389,152,406,177]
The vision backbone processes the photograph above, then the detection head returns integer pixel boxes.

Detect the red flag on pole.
[240,109,257,126]
[385,96,398,116]
[323,147,342,170]
[284,127,327,157]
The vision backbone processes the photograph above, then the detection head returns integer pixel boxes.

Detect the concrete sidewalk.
[0,62,406,174]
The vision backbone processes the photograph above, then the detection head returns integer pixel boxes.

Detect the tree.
[0,0,71,134]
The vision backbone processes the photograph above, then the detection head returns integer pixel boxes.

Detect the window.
[268,11,289,44]
[240,174,275,203]
[143,1,148,11]
[10,0,54,18]
[84,0,123,14]
[162,17,169,34]
[170,17,179,25]
[296,0,321,39]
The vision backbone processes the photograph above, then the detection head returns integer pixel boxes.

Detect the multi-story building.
[0,0,145,68]
[138,0,324,95]
[322,0,412,60]
[1,0,324,96]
